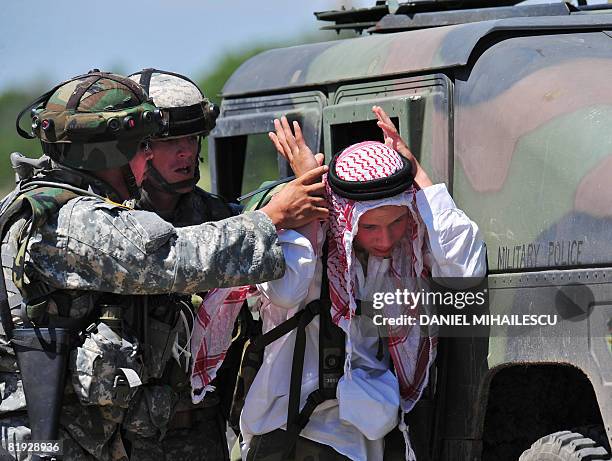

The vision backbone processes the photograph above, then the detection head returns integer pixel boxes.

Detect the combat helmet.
[16,70,165,171]
[128,69,218,139]
[128,69,219,193]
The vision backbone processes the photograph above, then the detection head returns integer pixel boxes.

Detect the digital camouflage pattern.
[212,11,612,460]
[128,73,204,111]
[70,322,142,408]
[128,70,217,139]
[28,196,282,294]
[0,173,285,460]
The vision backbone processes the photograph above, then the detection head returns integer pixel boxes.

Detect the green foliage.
[198,46,270,106]
[0,90,41,195]
[196,46,272,191]
[0,31,346,196]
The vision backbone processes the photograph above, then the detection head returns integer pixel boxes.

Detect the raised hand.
[372,105,413,158]
[268,116,323,177]
[372,105,432,188]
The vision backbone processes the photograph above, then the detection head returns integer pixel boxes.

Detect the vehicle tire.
[518,430,611,461]
[569,425,612,453]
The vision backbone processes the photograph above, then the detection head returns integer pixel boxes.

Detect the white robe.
[240,183,487,461]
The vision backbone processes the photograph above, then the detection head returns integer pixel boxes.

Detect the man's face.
[353,205,410,258]
[130,136,199,191]
[149,136,199,187]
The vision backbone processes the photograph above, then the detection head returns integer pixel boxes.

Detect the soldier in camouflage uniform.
[124,69,243,460]
[0,71,329,460]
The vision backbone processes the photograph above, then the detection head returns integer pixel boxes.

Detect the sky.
[0,0,370,93]
[2,0,606,93]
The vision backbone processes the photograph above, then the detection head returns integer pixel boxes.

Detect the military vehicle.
[209,1,612,459]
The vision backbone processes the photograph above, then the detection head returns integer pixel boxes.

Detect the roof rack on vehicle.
[314,0,612,34]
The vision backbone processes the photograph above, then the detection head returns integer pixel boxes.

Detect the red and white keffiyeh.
[190,140,437,418]
[190,286,257,403]
[325,141,437,412]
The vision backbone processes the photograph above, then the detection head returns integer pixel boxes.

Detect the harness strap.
[294,389,326,431]
[282,388,327,459]
[137,68,155,95]
[287,301,321,429]
[283,241,342,459]
[66,75,100,111]
[0,206,17,338]
[282,299,321,459]
[236,238,349,459]
[248,307,310,352]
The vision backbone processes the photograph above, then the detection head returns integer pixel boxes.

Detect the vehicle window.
[330,118,398,154]
[209,134,281,202]
[208,91,326,201]
[242,133,280,195]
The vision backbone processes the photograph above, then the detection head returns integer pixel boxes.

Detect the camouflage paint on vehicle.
[222,15,612,97]
[211,10,612,461]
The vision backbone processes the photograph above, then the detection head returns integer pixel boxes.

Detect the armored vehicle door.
[209,91,326,200]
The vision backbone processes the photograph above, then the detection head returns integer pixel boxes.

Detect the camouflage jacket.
[5,192,281,298]
[0,167,284,414]
[136,186,240,227]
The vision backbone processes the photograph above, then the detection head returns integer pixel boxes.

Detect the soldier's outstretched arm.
[28,202,281,294]
[27,167,327,294]
[28,167,328,294]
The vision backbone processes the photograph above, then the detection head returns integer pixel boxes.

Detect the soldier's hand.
[269,116,322,177]
[260,166,329,229]
[372,105,433,188]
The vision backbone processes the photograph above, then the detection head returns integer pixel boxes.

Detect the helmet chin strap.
[142,159,200,195]
[141,136,202,195]
[121,164,141,200]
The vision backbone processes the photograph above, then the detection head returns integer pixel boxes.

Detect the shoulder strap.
[12,187,81,296]
[0,195,23,339]
[283,241,347,459]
